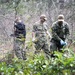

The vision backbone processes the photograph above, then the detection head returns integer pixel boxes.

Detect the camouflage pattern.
[14,21,26,60]
[33,21,50,58]
[14,37,26,60]
[50,21,70,51]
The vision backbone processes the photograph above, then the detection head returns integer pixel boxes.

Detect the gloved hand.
[32,37,35,42]
[60,40,67,46]
[32,37,38,43]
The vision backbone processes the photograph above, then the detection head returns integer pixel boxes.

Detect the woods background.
[0,0,75,59]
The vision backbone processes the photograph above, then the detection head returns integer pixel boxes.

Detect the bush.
[0,50,75,75]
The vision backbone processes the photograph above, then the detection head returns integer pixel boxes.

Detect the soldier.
[14,17,26,60]
[50,14,70,54]
[32,14,51,58]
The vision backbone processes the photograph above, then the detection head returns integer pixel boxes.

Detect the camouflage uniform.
[50,21,69,51]
[14,21,26,60]
[33,21,50,58]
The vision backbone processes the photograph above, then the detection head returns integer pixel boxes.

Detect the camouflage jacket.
[33,21,48,38]
[51,21,70,41]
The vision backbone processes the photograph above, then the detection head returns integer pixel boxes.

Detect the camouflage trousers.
[50,39,65,57]
[34,37,50,58]
[14,37,26,60]
[50,39,64,52]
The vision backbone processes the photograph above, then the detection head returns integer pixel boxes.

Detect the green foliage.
[0,50,75,75]
[26,40,33,49]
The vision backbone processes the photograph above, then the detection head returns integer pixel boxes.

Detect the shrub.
[0,49,75,75]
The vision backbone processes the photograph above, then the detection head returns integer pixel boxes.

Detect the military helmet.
[40,14,47,21]
[58,14,64,21]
